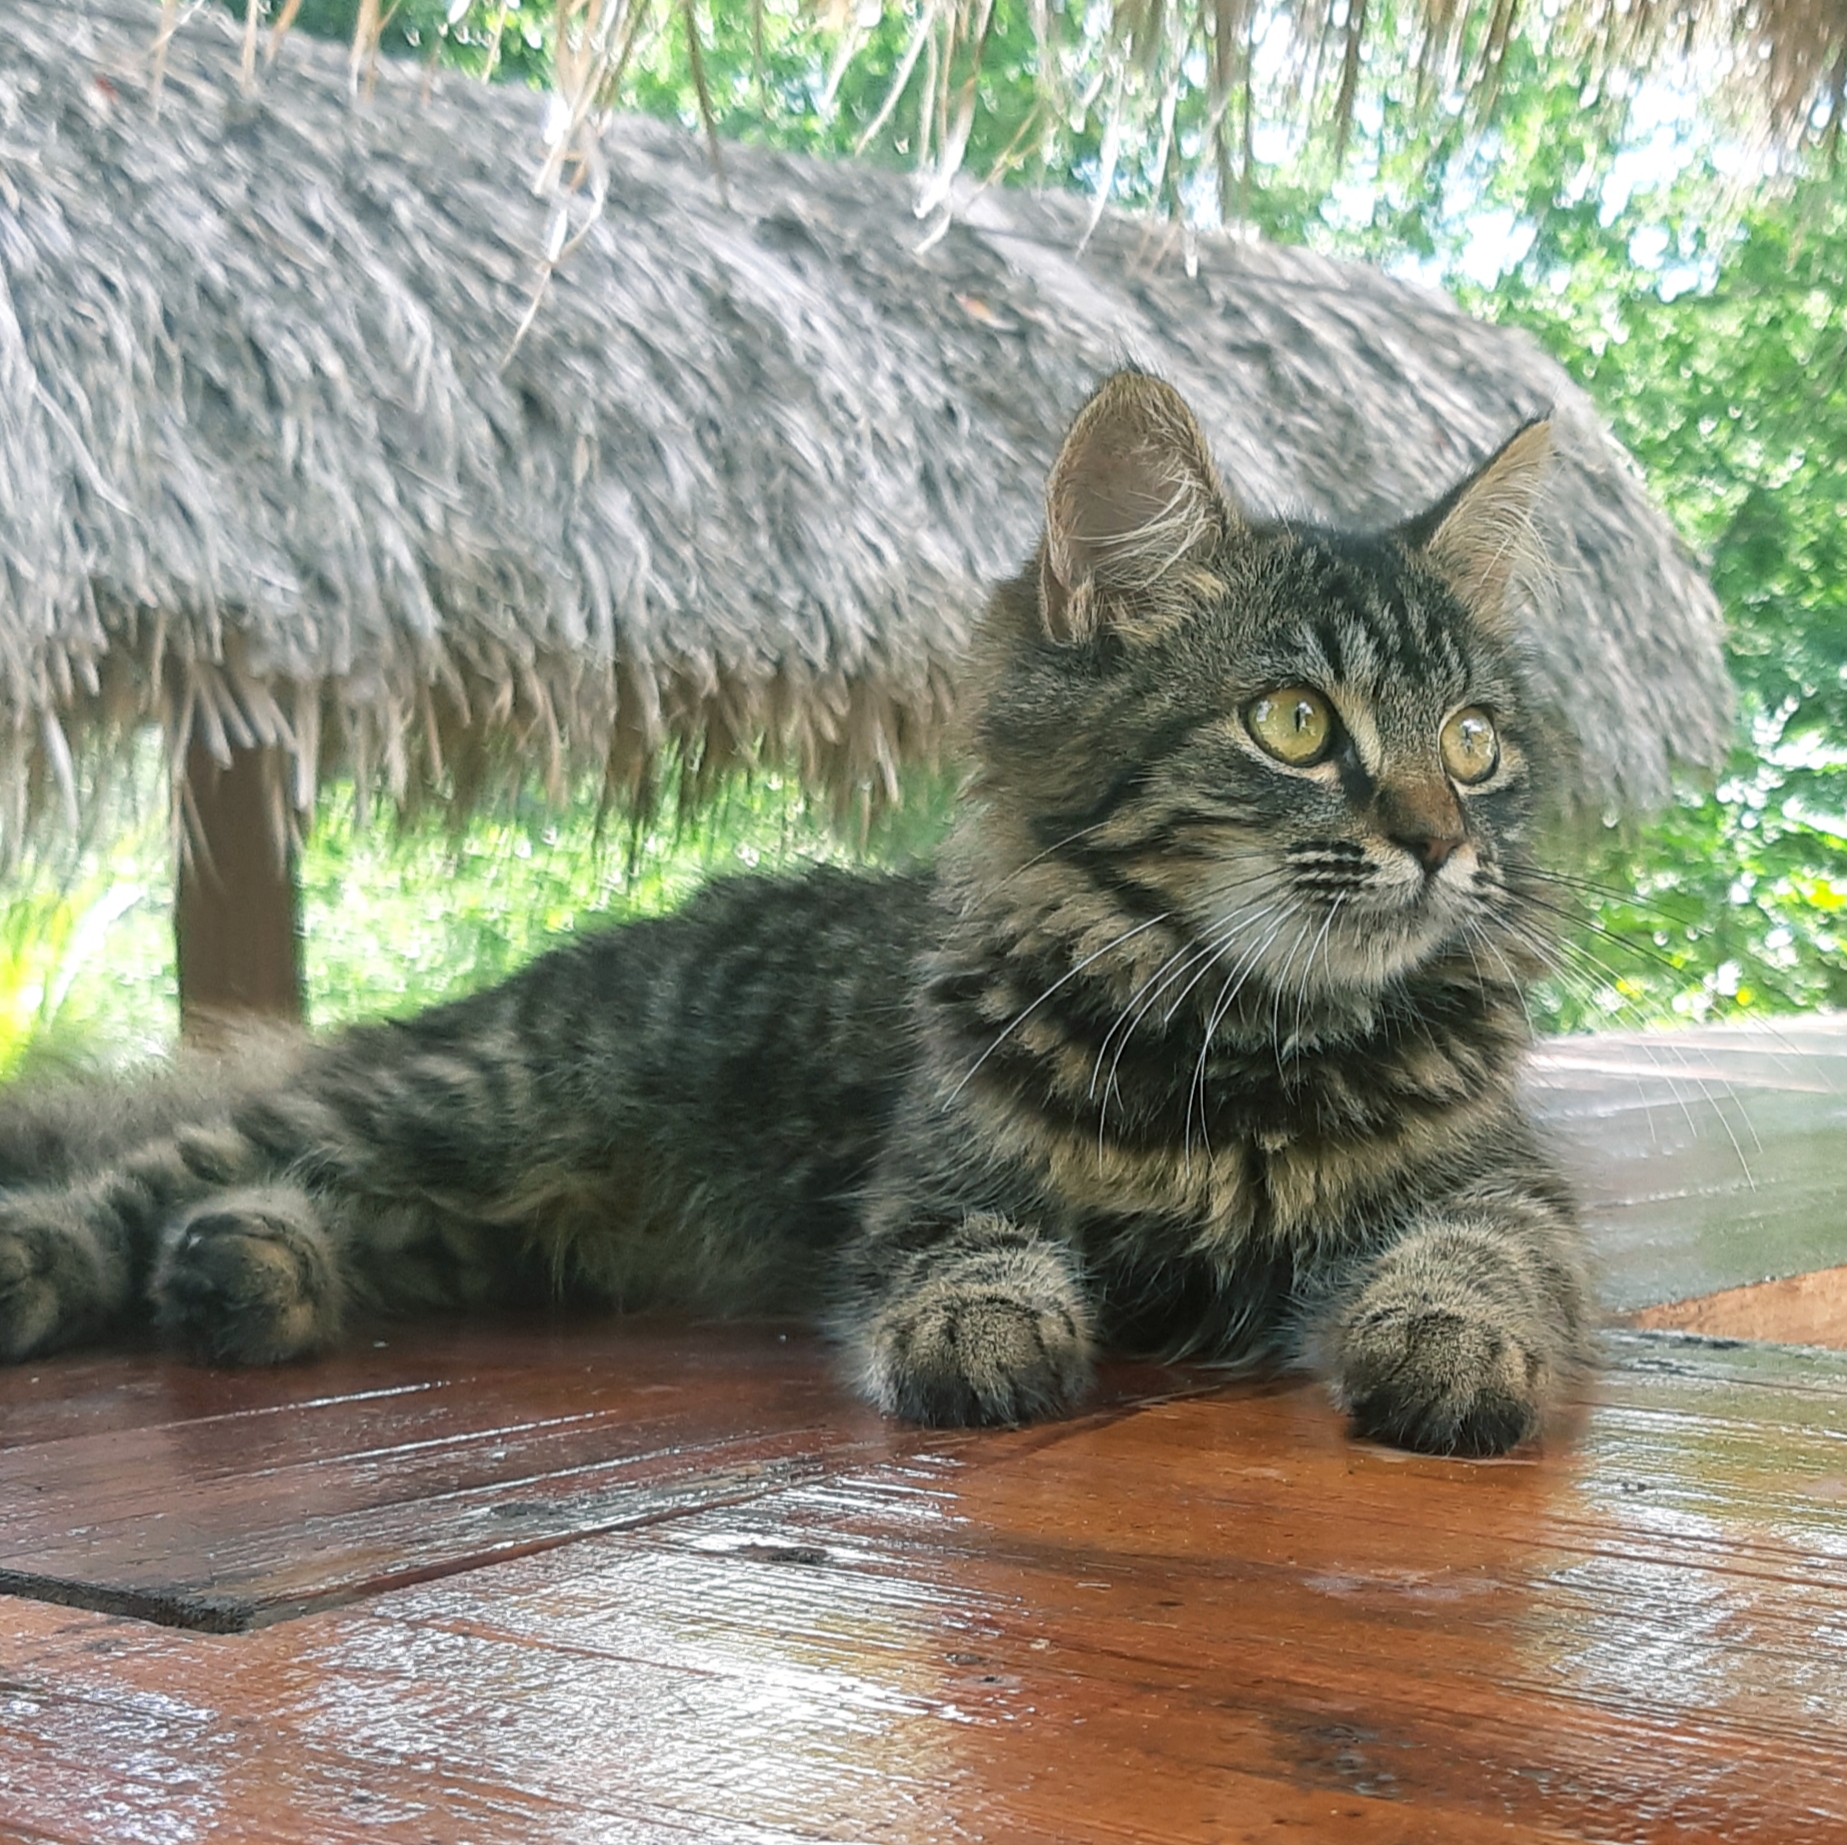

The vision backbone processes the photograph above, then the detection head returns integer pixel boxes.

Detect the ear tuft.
[1040,370,1234,644]
[1403,418,1553,627]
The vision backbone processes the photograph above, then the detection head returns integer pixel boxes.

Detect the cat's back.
[0,1029,310,1188]
[0,865,936,1312]
[501,861,933,1094]
[522,862,939,1295]
[322,863,940,1296]
[335,861,931,1069]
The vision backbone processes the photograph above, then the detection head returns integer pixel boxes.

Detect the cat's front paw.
[864,1289,1094,1427]
[1331,1298,1547,1457]
[852,1230,1095,1428]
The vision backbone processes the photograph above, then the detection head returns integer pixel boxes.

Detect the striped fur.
[0,372,1590,1456]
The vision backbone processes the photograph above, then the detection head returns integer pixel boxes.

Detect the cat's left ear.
[1399,417,1553,630]
[1040,370,1238,645]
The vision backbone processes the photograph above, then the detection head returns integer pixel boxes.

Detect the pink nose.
[1376,782,1466,878]
[1393,831,1463,874]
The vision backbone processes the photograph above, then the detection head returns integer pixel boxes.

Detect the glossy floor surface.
[6,1322,1847,1843]
[1528,1012,1847,1315]
[1633,1262,1847,1347]
[4,1014,1846,1842]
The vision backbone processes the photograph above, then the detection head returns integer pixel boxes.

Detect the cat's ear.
[1040,371,1236,645]
[1400,417,1553,628]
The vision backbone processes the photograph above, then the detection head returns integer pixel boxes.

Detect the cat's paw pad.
[153,1190,340,1365]
[1333,1300,1544,1457]
[0,1196,107,1360]
[860,1287,1094,1428]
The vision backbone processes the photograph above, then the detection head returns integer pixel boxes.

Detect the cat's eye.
[1440,706,1499,784]
[1245,688,1334,766]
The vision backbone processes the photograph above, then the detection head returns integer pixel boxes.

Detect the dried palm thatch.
[272,0,1847,230]
[0,0,1727,856]
[279,1,1847,215]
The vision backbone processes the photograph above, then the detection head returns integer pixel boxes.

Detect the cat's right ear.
[1040,371,1236,645]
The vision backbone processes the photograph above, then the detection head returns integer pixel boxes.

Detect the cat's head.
[970,368,1556,999]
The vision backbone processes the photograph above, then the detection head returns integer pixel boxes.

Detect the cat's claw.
[1332,1301,1544,1457]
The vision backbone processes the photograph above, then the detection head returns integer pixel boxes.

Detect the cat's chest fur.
[916,903,1525,1257]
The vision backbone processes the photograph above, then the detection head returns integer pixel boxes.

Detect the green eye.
[1246,687,1334,766]
[1440,706,1499,783]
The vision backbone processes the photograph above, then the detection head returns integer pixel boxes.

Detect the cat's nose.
[1393,831,1464,875]
[1377,782,1466,876]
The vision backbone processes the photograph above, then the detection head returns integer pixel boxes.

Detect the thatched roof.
[0,0,1730,844]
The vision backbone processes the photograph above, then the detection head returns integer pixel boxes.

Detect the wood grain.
[0,1014,1842,1631]
[3,1016,1847,1840]
[1632,1262,1847,1346]
[0,1318,1195,1629]
[0,1320,896,1628]
[5,1331,1847,1842]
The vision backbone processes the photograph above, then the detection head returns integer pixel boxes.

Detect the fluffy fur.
[0,372,1591,1456]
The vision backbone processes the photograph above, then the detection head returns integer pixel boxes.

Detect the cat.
[0,370,1591,1457]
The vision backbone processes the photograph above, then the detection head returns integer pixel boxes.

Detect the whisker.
[946,914,1171,1102]
[977,818,1119,905]
[1093,893,1285,1152]
[1269,915,1315,1063]
[1515,872,1832,1085]
[1093,890,1280,1088]
[1185,914,1294,1166]
[1291,896,1344,1051]
[1490,913,1763,1184]
[1091,908,1260,1135]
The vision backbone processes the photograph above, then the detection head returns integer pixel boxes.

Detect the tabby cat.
[0,371,1591,1456]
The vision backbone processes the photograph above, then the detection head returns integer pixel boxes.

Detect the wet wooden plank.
[4,1332,1846,1844]
[0,1319,901,1629]
[1529,1013,1847,1310]
[0,1317,1190,1631]
[1631,1262,1847,1347]
[0,1014,1840,1637]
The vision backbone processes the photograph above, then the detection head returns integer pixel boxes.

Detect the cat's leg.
[0,1121,346,1364]
[840,1211,1096,1427]
[0,1182,136,1360]
[1320,1180,1591,1457]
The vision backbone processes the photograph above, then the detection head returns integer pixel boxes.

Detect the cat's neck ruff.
[936,803,1527,1066]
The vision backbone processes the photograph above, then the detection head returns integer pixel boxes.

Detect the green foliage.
[1441,139,1847,1026]
[0,764,961,1056]
[0,812,175,1076]
[230,0,1840,213]
[231,0,550,82]
[1108,28,1847,1031]
[299,768,958,1027]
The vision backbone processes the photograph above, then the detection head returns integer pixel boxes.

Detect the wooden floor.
[7,1324,1847,1842]
[1529,1012,1847,1316]
[4,1014,1847,1843]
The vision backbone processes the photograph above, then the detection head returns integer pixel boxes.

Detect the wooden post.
[176,742,305,1043]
